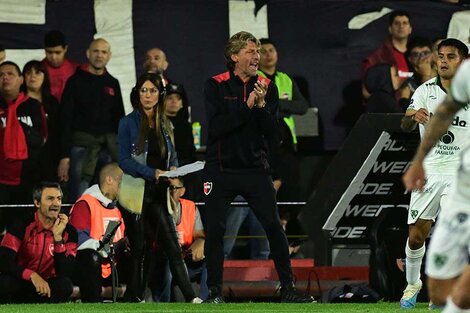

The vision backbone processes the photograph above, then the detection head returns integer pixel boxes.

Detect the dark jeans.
[201,167,293,294]
[224,197,270,259]
[0,274,73,303]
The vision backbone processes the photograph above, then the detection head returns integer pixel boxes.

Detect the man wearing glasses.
[399,37,437,107]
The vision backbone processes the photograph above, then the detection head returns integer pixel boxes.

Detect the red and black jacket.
[0,94,46,185]
[204,71,281,176]
[0,212,77,281]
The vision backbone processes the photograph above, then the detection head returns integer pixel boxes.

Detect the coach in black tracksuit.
[201,31,314,303]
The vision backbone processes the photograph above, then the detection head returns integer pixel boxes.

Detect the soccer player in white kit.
[400,39,469,309]
[404,58,470,313]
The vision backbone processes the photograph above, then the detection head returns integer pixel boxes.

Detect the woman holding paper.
[117,72,198,303]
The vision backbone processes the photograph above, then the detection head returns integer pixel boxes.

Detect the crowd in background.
[0,7,469,307]
[0,28,312,304]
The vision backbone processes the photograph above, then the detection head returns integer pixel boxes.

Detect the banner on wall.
[323,131,419,245]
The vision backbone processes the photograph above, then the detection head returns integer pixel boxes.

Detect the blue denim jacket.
[117,110,178,181]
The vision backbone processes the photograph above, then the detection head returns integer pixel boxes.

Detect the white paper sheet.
[160,161,206,178]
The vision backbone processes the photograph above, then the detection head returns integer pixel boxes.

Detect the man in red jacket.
[0,61,46,233]
[0,182,77,303]
[362,10,413,78]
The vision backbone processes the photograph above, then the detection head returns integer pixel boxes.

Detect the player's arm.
[401,109,418,132]
[401,108,430,132]
[401,84,430,132]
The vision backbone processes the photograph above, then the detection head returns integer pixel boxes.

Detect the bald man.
[70,162,126,302]
[143,47,191,151]
[144,48,169,78]
[59,38,125,202]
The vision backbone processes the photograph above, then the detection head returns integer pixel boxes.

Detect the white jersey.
[425,61,470,279]
[408,76,470,174]
[451,60,470,106]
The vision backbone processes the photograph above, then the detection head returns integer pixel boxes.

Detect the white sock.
[405,239,425,285]
[443,297,470,313]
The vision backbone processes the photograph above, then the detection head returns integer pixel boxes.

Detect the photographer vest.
[76,194,125,278]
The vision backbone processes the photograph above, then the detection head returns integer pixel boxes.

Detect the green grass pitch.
[0,302,434,313]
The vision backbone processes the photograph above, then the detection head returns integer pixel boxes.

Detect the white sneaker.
[191,297,203,304]
[400,279,422,309]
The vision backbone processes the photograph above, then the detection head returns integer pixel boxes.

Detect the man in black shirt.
[58,38,124,202]
[201,31,315,304]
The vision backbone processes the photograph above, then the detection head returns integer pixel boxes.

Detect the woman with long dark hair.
[22,60,60,182]
[117,72,199,303]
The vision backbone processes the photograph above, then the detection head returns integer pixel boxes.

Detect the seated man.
[150,177,207,302]
[69,163,126,302]
[0,182,77,303]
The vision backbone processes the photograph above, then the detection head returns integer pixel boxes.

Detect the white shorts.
[408,174,453,224]
[425,167,470,279]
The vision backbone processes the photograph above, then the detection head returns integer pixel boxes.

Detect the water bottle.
[192,122,201,150]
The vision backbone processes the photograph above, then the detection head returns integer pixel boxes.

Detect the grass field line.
[0,302,434,312]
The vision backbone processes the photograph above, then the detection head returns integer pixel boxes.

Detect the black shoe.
[203,287,225,303]
[281,283,316,303]
[203,295,225,303]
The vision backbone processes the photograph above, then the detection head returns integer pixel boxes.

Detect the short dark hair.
[32,182,62,203]
[389,10,410,26]
[99,162,122,187]
[438,38,469,59]
[259,38,276,48]
[407,36,432,53]
[44,30,67,48]
[0,61,22,76]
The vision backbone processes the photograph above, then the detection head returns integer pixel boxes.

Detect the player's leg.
[441,265,470,312]
[401,175,444,309]
[426,209,469,307]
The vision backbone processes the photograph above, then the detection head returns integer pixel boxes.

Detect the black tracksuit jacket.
[204,71,281,177]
